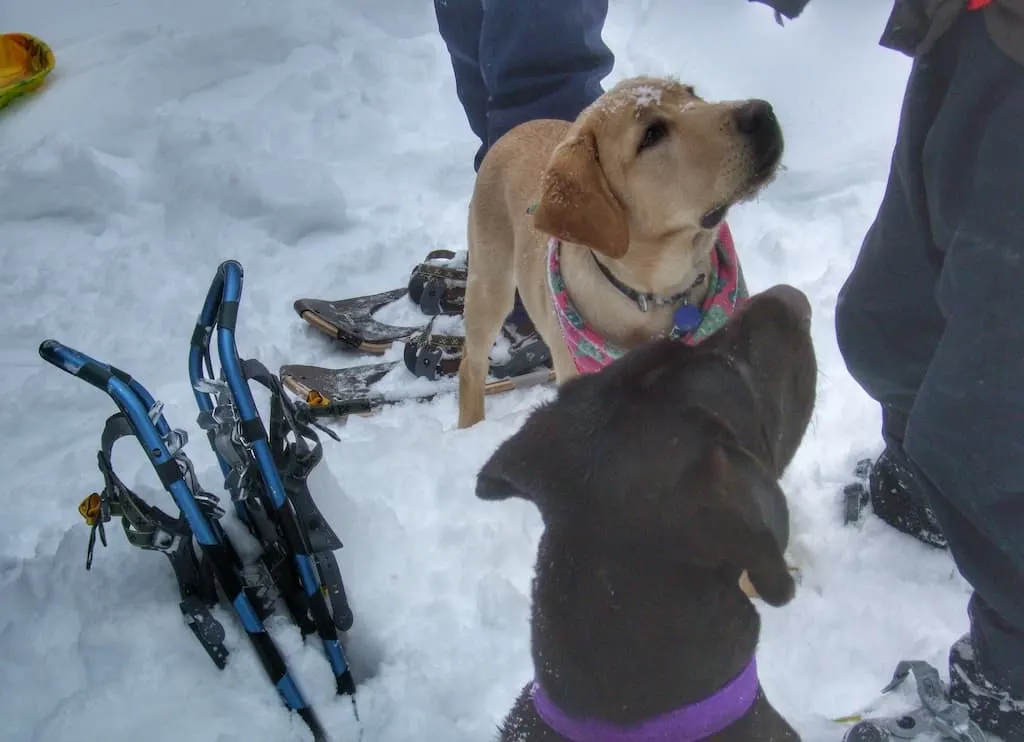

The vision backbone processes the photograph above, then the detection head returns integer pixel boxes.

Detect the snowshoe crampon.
[294,248,467,353]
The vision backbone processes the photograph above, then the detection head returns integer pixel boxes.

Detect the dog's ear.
[474,412,582,522]
[532,125,630,259]
[476,431,534,503]
[688,446,796,607]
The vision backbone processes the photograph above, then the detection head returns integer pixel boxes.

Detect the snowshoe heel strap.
[81,411,230,669]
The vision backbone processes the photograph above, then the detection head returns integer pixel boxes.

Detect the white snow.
[0,1,976,741]
[629,84,663,109]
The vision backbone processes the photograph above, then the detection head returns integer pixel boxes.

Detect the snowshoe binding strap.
[401,315,466,381]
[843,457,874,525]
[80,411,230,669]
[242,358,355,632]
[406,248,467,316]
[242,358,341,538]
[401,314,553,382]
[840,661,986,742]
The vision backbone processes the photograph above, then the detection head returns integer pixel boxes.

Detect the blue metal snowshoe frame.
[186,260,356,699]
[38,338,330,742]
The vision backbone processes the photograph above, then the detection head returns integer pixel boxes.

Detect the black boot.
[949,634,1024,741]
[868,448,948,549]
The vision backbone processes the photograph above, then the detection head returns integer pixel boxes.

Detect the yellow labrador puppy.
[457,75,785,429]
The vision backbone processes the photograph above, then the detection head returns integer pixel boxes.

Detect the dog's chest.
[545,235,744,377]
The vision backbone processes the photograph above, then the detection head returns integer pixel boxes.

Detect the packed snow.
[0,1,976,740]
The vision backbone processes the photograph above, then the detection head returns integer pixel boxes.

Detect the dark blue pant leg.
[433,0,489,170]
[479,0,614,149]
[835,12,1024,694]
[479,0,613,329]
[435,0,614,332]
[433,0,613,171]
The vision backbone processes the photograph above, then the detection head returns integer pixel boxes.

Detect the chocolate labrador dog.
[475,284,817,742]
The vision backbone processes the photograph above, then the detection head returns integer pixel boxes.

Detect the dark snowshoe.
[288,247,558,419]
[294,248,467,353]
[281,314,555,419]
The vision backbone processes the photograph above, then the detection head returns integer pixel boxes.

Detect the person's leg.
[478,0,614,329]
[479,0,614,150]
[834,13,956,548]
[837,11,1024,738]
[435,0,614,340]
[900,12,1024,737]
[433,0,489,170]
[433,0,615,173]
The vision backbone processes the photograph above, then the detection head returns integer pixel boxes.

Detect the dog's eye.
[637,119,669,154]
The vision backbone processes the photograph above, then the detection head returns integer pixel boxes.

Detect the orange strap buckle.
[306,390,329,408]
[78,493,103,526]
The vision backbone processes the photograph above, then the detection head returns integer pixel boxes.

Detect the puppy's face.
[532,75,784,260]
[476,285,815,606]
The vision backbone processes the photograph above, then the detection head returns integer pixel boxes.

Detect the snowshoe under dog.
[287,248,557,420]
[281,313,554,420]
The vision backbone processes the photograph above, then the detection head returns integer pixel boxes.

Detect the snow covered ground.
[0,1,977,740]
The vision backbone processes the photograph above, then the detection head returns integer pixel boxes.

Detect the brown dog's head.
[476,284,815,606]
[532,75,784,262]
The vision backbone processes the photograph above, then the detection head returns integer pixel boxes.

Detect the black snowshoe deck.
[282,313,556,419]
[295,249,467,354]
[296,288,424,353]
[288,248,561,419]
[280,360,555,419]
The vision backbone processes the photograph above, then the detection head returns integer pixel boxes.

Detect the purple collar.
[530,659,759,742]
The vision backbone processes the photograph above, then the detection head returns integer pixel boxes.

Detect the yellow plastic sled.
[0,33,55,111]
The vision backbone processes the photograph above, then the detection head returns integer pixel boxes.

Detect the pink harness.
[546,223,747,376]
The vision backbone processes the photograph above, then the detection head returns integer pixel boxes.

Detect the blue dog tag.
[673,304,702,333]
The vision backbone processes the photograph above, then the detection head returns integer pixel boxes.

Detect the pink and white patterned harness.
[546,222,748,376]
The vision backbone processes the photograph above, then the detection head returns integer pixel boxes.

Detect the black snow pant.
[835,10,1024,695]
[433,0,614,329]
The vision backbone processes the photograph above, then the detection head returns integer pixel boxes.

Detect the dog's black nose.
[734,100,775,135]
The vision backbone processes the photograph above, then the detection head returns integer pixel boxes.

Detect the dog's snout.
[734,100,775,135]
[764,284,812,328]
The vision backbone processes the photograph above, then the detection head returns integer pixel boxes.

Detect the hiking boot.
[869,448,948,549]
[949,634,1024,741]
